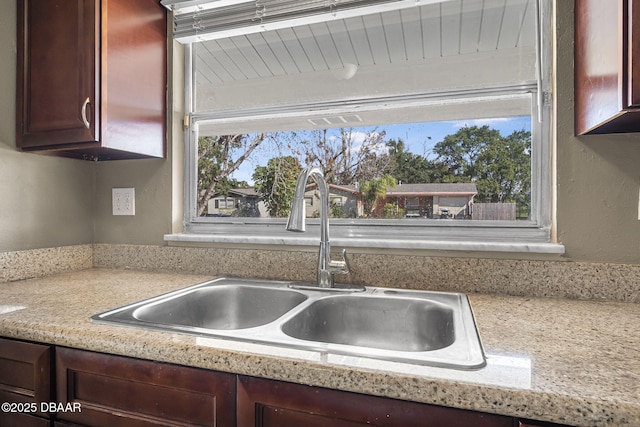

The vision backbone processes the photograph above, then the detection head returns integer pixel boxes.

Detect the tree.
[359,174,397,217]
[385,139,448,184]
[432,125,531,214]
[432,125,498,180]
[476,129,531,215]
[252,156,302,218]
[293,128,390,185]
[197,133,266,216]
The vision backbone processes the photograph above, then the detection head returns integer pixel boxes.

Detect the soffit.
[194,0,536,85]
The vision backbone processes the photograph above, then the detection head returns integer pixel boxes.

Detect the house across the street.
[304,182,477,219]
[207,188,266,217]
[383,183,477,219]
[209,182,478,219]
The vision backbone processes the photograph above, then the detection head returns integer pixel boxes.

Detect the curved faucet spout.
[285,167,327,241]
[286,167,347,288]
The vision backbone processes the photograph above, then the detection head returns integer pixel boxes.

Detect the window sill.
[164,225,565,255]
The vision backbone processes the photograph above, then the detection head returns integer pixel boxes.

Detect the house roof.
[214,187,260,198]
[385,183,478,196]
[305,183,359,195]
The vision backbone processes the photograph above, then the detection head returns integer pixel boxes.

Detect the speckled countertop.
[0,268,638,427]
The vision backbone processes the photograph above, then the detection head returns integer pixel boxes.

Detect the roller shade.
[161,0,449,43]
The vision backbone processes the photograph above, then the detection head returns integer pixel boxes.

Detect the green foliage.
[312,201,346,218]
[385,139,445,184]
[432,125,531,216]
[383,203,404,219]
[197,134,264,216]
[198,136,231,195]
[252,156,302,218]
[330,201,345,218]
[359,174,397,217]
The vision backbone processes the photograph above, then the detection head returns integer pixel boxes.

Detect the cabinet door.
[16,0,166,160]
[0,338,52,426]
[16,0,99,149]
[0,412,51,427]
[55,347,236,427]
[99,0,167,159]
[575,0,640,134]
[628,0,640,107]
[237,376,516,427]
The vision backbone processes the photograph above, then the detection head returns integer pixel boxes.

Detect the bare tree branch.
[196,133,267,216]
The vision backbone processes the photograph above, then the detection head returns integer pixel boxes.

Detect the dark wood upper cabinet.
[575,0,640,135]
[16,0,167,160]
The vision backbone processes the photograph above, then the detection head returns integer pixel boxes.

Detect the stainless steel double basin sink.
[91,278,486,369]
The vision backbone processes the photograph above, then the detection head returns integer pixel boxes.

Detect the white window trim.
[165,0,563,255]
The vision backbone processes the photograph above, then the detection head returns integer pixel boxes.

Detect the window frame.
[167,0,562,254]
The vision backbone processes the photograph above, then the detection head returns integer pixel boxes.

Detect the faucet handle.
[328,249,350,275]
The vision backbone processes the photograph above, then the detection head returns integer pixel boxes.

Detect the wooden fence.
[471,203,516,220]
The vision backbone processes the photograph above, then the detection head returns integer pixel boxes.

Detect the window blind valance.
[161,0,446,43]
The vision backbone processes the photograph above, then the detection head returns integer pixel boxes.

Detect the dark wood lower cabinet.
[0,412,51,427]
[55,347,236,427]
[0,337,52,426]
[0,338,571,427]
[237,375,517,427]
[518,421,568,427]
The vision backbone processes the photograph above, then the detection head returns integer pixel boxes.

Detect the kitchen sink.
[281,295,455,352]
[132,284,307,330]
[91,278,486,369]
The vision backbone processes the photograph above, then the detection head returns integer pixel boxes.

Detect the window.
[218,198,234,209]
[166,0,560,253]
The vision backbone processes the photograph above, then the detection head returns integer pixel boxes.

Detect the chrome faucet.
[286,167,350,288]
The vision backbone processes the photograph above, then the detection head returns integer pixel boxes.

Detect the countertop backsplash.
[0,245,92,283]
[1,243,638,303]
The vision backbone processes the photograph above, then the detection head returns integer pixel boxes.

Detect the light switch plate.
[112,188,135,216]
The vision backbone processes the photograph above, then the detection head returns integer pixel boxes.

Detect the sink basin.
[91,278,485,369]
[281,295,455,352]
[93,279,308,331]
[132,285,307,330]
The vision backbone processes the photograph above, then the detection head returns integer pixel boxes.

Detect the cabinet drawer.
[0,337,52,422]
[56,347,236,427]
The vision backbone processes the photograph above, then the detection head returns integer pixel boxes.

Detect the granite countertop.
[0,268,638,427]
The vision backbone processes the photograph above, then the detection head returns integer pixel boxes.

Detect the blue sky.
[227,116,531,184]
